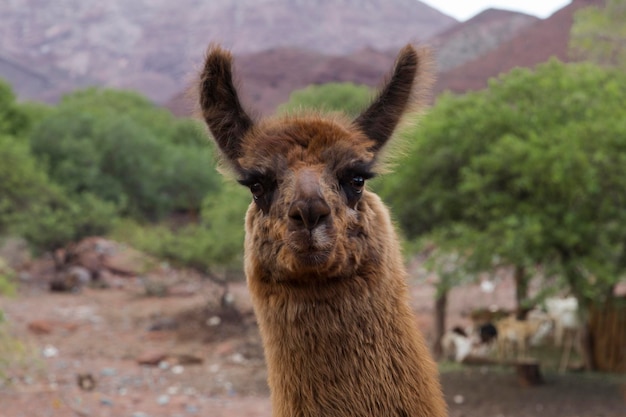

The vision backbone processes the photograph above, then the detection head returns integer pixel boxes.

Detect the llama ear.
[199,45,254,170]
[354,44,432,151]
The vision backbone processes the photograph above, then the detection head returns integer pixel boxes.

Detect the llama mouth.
[286,238,333,267]
[293,249,332,267]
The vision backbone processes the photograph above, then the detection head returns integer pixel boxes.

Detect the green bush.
[0,134,57,232]
[380,60,626,306]
[29,89,220,221]
[0,80,31,137]
[111,182,250,272]
[0,130,117,263]
[0,257,16,297]
[278,82,373,117]
[10,192,117,261]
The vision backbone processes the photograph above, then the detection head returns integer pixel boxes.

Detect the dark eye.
[350,175,365,193]
[250,182,264,200]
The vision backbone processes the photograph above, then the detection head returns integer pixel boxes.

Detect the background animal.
[545,296,581,371]
[441,323,498,362]
[495,312,552,359]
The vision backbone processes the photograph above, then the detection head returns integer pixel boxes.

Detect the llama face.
[236,117,381,281]
[199,44,431,284]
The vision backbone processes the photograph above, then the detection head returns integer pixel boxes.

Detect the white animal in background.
[441,327,473,362]
[545,296,580,371]
[441,323,499,362]
[545,296,579,346]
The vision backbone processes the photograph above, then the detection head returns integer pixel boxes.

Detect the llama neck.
[250,271,446,417]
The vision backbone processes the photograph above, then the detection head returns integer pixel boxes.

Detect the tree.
[0,134,53,233]
[380,60,626,366]
[29,88,220,221]
[198,181,250,268]
[0,80,30,137]
[111,180,250,273]
[570,0,626,67]
[0,134,116,267]
[10,193,117,268]
[278,82,373,117]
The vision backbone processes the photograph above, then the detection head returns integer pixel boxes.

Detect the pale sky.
[420,0,572,21]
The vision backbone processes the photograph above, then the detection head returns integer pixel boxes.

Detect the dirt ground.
[0,258,624,417]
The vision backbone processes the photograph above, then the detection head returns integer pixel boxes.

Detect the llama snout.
[288,197,331,231]
[288,168,331,232]
[285,199,335,266]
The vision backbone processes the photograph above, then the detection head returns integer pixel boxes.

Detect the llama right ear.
[199,45,254,171]
[354,44,432,152]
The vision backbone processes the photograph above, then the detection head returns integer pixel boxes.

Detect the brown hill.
[435,0,603,95]
[0,52,94,103]
[0,0,455,104]
[168,8,543,117]
[167,47,398,117]
[429,9,539,73]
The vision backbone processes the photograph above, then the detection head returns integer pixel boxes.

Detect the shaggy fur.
[199,44,446,417]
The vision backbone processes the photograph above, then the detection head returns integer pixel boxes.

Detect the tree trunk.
[579,313,596,371]
[432,288,448,360]
[564,264,596,371]
[515,359,544,387]
[514,265,529,320]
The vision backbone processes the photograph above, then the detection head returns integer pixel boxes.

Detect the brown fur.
[199,44,446,417]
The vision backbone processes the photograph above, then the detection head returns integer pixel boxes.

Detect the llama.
[198,44,447,417]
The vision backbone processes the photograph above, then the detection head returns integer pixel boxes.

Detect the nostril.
[288,204,306,225]
[310,199,330,225]
[289,199,330,230]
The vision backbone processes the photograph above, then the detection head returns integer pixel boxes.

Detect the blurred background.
[0,0,624,416]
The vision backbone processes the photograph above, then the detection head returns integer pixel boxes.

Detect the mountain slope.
[0,0,455,103]
[430,9,539,73]
[435,0,602,95]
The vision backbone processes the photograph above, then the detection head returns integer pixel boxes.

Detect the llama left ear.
[199,45,254,172]
[354,44,433,151]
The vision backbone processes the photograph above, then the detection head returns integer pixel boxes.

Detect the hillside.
[169,7,543,117]
[167,47,398,117]
[435,0,602,95]
[1,0,596,112]
[0,0,455,104]
[429,8,539,73]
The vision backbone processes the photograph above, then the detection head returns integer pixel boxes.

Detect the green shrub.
[0,80,31,137]
[10,192,117,261]
[0,127,119,261]
[0,134,57,232]
[0,257,16,296]
[278,82,373,117]
[29,89,220,221]
[111,182,250,272]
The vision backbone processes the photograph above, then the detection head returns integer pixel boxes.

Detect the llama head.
[199,45,432,285]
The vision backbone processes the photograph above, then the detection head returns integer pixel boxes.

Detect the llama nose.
[288,198,331,230]
[289,169,331,230]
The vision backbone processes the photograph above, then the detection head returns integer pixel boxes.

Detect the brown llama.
[198,44,447,417]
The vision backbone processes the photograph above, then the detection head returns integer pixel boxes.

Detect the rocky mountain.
[429,8,539,73]
[168,47,398,117]
[169,8,543,116]
[0,0,455,103]
[434,0,602,95]
[2,0,593,114]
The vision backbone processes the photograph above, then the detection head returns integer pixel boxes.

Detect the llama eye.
[350,175,365,193]
[250,182,264,199]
